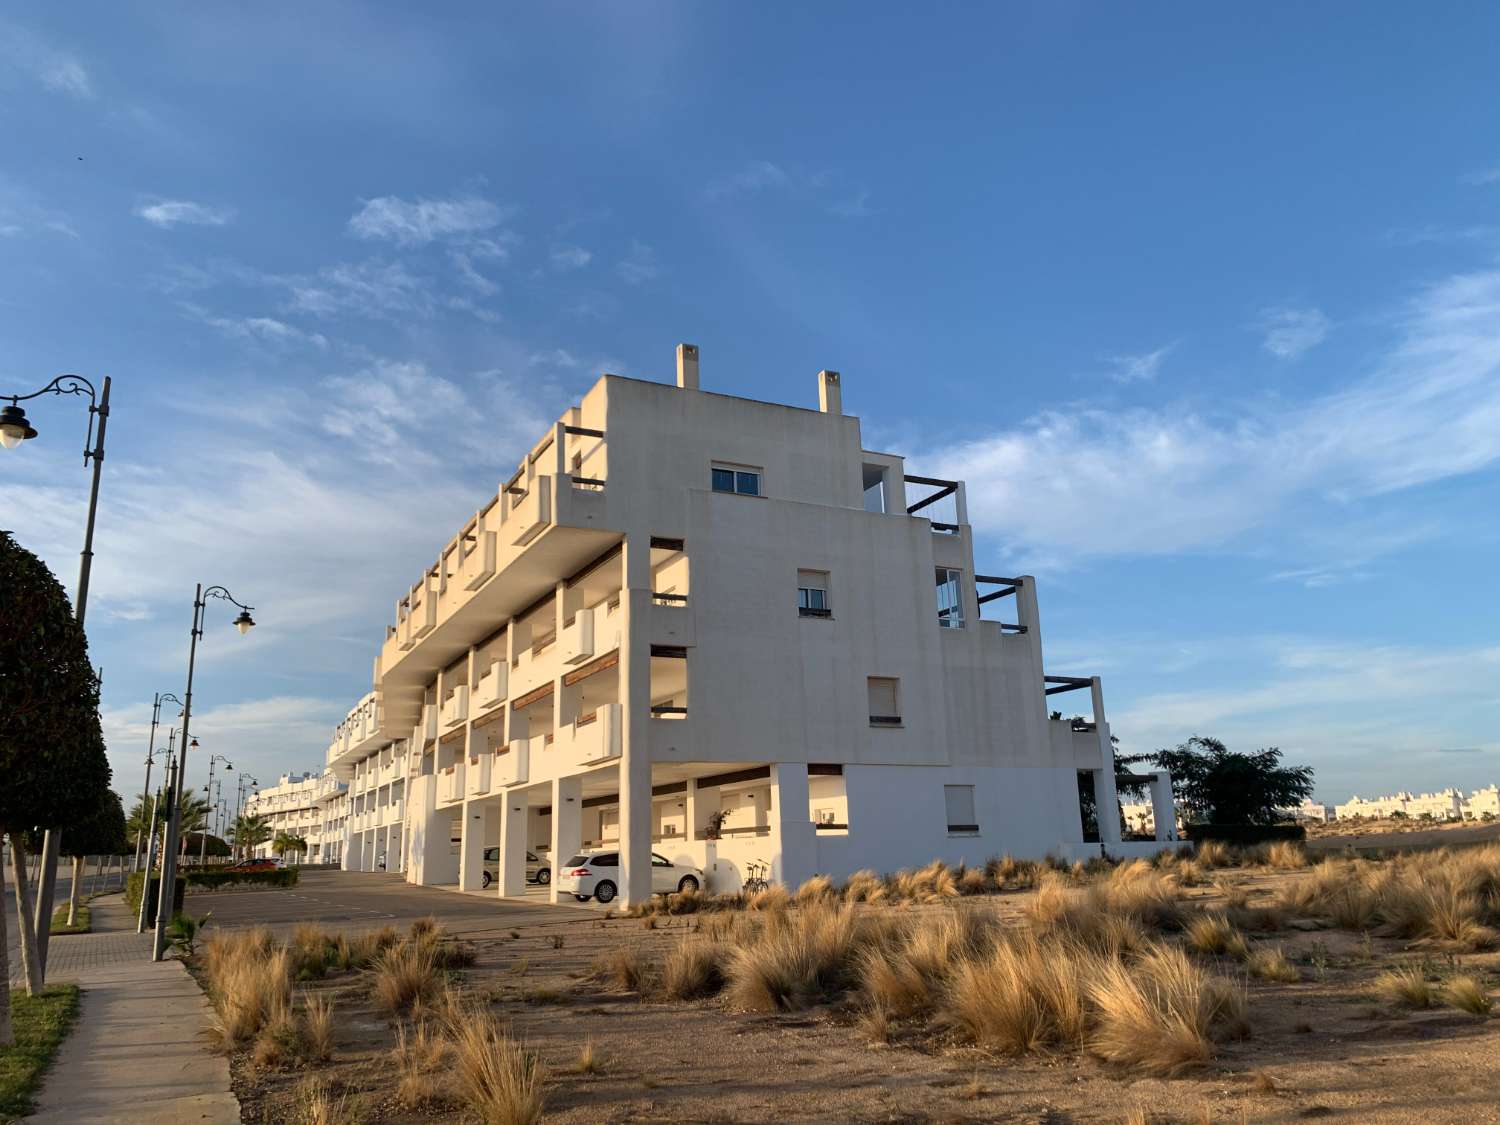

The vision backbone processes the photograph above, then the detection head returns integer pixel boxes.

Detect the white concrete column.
[498,793,528,897]
[770,763,817,888]
[549,774,583,904]
[1090,678,1122,846]
[617,534,653,908]
[458,800,486,891]
[1149,770,1177,842]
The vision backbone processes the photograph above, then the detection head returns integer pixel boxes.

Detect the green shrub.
[184,867,300,892]
[124,872,185,921]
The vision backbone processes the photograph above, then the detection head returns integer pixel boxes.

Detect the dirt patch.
[212,867,1500,1124]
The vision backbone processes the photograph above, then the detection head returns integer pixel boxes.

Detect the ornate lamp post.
[136,727,178,934]
[4,374,112,977]
[199,752,233,864]
[151,585,257,962]
[132,692,183,871]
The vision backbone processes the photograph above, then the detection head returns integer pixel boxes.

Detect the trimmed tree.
[230,813,272,859]
[62,788,128,927]
[0,532,113,1044]
[1120,736,1315,827]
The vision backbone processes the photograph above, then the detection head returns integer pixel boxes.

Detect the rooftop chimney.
[818,369,842,415]
[676,343,700,390]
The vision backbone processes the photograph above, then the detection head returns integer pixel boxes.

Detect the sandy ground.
[222,868,1500,1124]
[1306,818,1500,854]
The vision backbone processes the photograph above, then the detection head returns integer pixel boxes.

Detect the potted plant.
[704,810,729,841]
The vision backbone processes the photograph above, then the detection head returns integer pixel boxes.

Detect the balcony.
[560,703,621,771]
[458,525,498,591]
[560,607,595,665]
[441,685,468,729]
[473,659,507,713]
[422,706,438,741]
[464,753,491,798]
[439,762,465,805]
[495,738,532,788]
[508,477,552,547]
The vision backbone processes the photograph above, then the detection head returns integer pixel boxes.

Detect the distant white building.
[244,771,347,861]
[1333,786,1494,822]
[1290,799,1333,823]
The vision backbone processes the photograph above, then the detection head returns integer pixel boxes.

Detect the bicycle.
[742,859,770,895]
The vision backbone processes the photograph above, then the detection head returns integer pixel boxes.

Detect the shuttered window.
[945,785,978,833]
[867,677,900,725]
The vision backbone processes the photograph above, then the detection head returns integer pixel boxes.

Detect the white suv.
[556,849,703,904]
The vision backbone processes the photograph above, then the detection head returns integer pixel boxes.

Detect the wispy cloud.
[0,20,91,97]
[617,239,660,284]
[348,194,508,246]
[1256,306,1330,359]
[923,268,1500,562]
[135,199,234,228]
[706,159,873,218]
[549,244,592,271]
[707,160,793,199]
[287,259,433,319]
[0,177,77,238]
[1104,341,1176,384]
[1459,167,1500,186]
[529,348,579,369]
[179,302,329,349]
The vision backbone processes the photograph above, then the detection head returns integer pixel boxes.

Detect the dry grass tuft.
[661,939,727,1000]
[940,934,1089,1053]
[842,869,883,903]
[1440,975,1493,1017]
[449,1008,545,1125]
[302,994,335,1063]
[372,940,442,1016]
[204,933,292,1046]
[1265,841,1308,870]
[795,874,837,903]
[725,901,890,1011]
[747,884,791,912]
[292,1078,357,1125]
[252,1005,302,1069]
[395,1023,448,1109]
[602,947,655,992]
[1194,840,1232,868]
[1088,944,1248,1075]
[1374,965,1435,1008]
[1246,945,1300,983]
[571,1038,606,1075]
[1183,912,1248,959]
[859,1003,892,1045]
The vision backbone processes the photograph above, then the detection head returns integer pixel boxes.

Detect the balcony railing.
[473,660,507,712]
[465,754,491,798]
[439,763,464,805]
[495,738,532,788]
[441,685,468,729]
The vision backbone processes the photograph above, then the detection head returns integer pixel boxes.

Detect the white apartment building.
[326,349,1180,908]
[244,771,348,862]
[312,771,350,865]
[1335,786,1494,822]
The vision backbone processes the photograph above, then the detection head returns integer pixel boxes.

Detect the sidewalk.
[20,896,240,1124]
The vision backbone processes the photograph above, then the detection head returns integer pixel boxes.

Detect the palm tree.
[272,831,308,865]
[128,788,211,839]
[229,813,272,860]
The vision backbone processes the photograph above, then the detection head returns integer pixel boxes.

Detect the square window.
[798,569,831,616]
[712,462,762,497]
[945,785,978,833]
[867,676,900,726]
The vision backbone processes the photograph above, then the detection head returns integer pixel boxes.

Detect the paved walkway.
[19,896,240,1124]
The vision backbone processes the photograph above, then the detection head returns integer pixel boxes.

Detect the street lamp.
[133,693,183,871]
[200,752,233,864]
[5,374,113,976]
[151,584,257,962]
[135,727,179,934]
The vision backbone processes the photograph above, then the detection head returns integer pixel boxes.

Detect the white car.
[556,849,703,904]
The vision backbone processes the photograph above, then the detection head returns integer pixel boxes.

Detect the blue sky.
[3,4,1497,808]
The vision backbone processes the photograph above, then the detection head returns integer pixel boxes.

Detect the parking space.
[188,869,594,939]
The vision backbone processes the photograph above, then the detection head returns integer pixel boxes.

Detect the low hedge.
[124,867,298,915]
[124,872,185,923]
[184,867,300,892]
[1183,822,1307,845]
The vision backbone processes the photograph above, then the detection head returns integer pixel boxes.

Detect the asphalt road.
[186,869,594,939]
